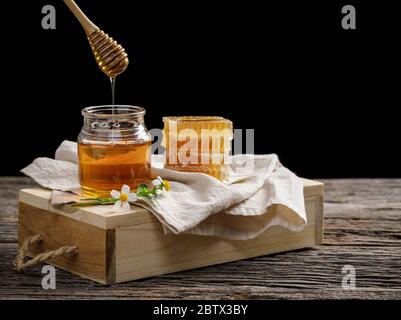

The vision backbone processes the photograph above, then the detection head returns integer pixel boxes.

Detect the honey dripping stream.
[110,77,116,114]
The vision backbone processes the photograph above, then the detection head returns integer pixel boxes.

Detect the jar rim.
[82,105,146,118]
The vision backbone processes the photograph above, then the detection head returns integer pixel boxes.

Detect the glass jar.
[78,105,151,197]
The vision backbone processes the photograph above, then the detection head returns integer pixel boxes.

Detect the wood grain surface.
[0,177,400,299]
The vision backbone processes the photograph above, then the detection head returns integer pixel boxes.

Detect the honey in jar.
[163,116,233,181]
[78,105,151,197]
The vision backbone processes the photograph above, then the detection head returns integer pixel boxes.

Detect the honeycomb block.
[163,116,233,181]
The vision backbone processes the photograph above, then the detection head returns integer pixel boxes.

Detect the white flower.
[110,184,137,212]
[152,176,164,187]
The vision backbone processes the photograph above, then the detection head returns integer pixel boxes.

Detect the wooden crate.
[18,178,324,284]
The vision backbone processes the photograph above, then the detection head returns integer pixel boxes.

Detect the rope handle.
[13,234,79,272]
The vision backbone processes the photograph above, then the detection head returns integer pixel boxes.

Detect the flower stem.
[71,198,117,207]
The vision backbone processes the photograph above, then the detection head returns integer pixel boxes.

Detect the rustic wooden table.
[0,177,400,299]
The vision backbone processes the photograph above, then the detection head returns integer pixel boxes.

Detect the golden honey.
[163,116,233,181]
[78,141,151,197]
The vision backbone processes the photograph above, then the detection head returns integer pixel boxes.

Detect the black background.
[1,0,400,178]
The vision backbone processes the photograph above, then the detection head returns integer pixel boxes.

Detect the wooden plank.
[2,244,400,299]
[0,223,17,243]
[115,196,320,282]
[0,177,37,223]
[1,287,401,300]
[18,203,108,284]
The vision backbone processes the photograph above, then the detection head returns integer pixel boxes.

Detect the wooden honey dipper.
[63,0,129,77]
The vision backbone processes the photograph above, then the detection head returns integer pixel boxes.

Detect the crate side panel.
[115,197,318,282]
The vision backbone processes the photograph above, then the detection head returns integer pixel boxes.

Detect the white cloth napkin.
[21,141,81,198]
[21,140,307,240]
